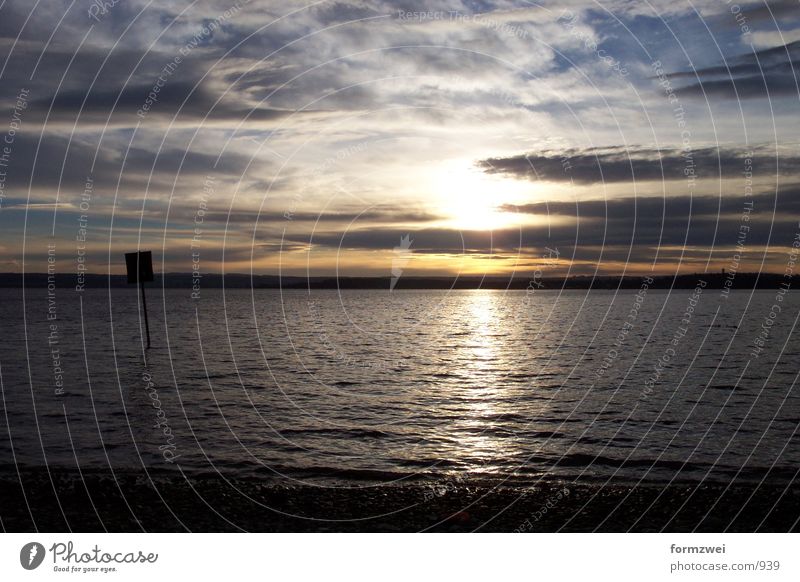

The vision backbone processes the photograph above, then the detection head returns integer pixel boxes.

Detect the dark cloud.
[675,74,798,99]
[478,145,797,184]
[667,41,800,99]
[282,186,800,263]
[0,133,260,196]
[0,2,60,41]
[310,1,383,24]
[0,28,294,130]
[26,77,290,128]
[500,189,798,222]
[729,0,800,24]
[171,207,443,225]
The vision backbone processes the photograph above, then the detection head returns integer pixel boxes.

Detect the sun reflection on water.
[467,290,498,370]
[456,291,516,471]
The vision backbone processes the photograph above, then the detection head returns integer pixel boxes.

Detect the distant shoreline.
[0,271,791,290]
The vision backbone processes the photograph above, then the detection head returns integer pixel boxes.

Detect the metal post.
[125,250,154,349]
[140,279,151,349]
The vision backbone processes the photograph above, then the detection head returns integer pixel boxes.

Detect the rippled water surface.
[1,287,798,486]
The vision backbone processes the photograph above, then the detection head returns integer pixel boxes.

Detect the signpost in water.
[125,251,154,348]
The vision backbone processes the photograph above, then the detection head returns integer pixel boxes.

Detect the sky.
[0,0,798,278]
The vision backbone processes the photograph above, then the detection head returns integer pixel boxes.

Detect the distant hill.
[0,272,790,290]
[0,272,302,289]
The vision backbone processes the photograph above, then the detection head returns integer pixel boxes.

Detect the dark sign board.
[125,251,154,284]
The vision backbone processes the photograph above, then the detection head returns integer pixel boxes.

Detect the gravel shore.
[2,469,798,532]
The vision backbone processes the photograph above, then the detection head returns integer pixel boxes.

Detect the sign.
[125,251,154,284]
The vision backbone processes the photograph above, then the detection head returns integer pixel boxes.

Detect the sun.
[433,159,530,231]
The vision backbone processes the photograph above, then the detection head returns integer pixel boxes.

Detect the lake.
[1,285,798,489]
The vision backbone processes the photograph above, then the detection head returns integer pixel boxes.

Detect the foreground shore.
[1,469,798,532]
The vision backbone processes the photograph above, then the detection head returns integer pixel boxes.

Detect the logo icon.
[20,542,45,570]
[390,234,413,291]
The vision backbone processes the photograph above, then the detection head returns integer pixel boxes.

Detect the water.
[1,286,798,487]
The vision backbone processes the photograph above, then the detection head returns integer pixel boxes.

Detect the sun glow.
[434,160,533,231]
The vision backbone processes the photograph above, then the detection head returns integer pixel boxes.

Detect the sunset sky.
[1,0,798,277]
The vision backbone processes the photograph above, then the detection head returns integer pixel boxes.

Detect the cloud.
[748,28,800,50]
[0,132,262,197]
[30,81,291,128]
[666,41,800,99]
[727,0,800,24]
[500,188,800,221]
[477,145,800,184]
[2,0,799,275]
[168,206,443,225]
[276,185,800,272]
